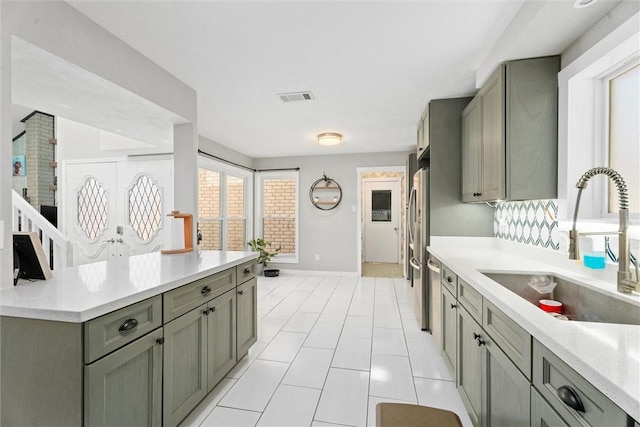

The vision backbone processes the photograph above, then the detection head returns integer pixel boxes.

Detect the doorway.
[62,157,173,265]
[358,168,405,278]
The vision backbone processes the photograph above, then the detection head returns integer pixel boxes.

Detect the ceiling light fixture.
[317,132,342,146]
[573,0,598,8]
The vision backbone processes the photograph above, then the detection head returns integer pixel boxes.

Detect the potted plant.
[248,238,281,277]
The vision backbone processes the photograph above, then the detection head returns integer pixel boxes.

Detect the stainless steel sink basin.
[482,272,640,326]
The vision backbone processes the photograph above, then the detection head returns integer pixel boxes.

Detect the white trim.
[356,165,405,276]
[197,156,253,250]
[557,11,640,222]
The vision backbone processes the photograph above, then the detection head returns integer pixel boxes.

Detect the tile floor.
[180,274,472,427]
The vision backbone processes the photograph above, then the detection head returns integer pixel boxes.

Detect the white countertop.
[428,237,640,421]
[0,250,258,323]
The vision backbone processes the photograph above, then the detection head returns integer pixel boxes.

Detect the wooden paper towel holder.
[161,210,193,254]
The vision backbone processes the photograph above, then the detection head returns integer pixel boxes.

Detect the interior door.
[63,158,173,265]
[364,179,401,263]
[64,162,119,264]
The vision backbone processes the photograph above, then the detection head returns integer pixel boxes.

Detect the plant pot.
[263,268,280,277]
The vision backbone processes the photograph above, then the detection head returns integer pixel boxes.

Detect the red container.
[539,299,563,314]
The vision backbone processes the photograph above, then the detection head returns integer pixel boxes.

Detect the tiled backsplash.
[494,200,560,250]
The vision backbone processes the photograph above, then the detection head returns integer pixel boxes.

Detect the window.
[607,64,639,215]
[257,171,298,263]
[558,17,639,224]
[198,158,252,251]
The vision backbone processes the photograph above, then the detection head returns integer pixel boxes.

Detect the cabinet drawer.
[236,260,257,284]
[164,269,236,322]
[457,278,482,322]
[483,299,531,379]
[84,295,162,363]
[532,340,629,427]
[441,264,457,295]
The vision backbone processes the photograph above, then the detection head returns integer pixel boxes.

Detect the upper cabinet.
[462,56,560,202]
[417,104,430,160]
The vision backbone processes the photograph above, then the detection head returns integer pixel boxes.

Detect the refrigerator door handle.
[408,187,416,245]
[427,259,440,274]
[409,257,421,271]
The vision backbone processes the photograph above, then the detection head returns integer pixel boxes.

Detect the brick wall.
[263,178,296,254]
[24,112,55,208]
[198,169,246,251]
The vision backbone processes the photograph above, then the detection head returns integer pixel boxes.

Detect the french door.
[63,158,173,265]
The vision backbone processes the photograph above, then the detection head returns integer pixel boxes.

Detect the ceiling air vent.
[278,91,315,103]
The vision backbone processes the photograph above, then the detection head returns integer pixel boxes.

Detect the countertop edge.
[428,237,640,422]
[0,251,258,323]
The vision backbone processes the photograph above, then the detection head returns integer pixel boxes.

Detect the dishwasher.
[427,254,442,344]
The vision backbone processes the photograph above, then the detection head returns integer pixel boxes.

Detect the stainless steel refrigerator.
[408,98,494,332]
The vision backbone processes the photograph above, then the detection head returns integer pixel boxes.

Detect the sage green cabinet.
[457,305,484,427]
[85,328,164,427]
[441,286,457,376]
[164,289,239,427]
[462,56,560,202]
[163,303,208,427]
[237,277,258,360]
[531,386,569,427]
[208,289,237,390]
[482,332,530,427]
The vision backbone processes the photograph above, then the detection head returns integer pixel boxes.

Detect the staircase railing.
[11,190,74,270]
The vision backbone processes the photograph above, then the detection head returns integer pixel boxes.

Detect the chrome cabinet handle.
[118,318,138,332]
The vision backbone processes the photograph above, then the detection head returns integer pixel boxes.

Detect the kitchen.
[1,1,639,426]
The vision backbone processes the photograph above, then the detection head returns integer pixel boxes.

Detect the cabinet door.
[482,335,530,427]
[479,67,506,201]
[441,287,457,377]
[237,277,258,359]
[461,97,482,202]
[457,306,483,427]
[164,305,208,427]
[531,386,569,427]
[208,290,237,391]
[85,328,163,427]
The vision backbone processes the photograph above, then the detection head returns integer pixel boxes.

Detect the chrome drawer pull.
[118,318,138,332]
[557,385,585,412]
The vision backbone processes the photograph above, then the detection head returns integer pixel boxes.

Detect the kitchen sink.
[482,272,640,326]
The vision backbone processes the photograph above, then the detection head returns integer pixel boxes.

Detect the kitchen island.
[0,250,258,426]
[428,236,640,425]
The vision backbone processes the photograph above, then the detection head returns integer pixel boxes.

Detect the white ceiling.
[13,1,621,158]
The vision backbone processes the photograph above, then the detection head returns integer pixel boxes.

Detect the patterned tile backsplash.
[494,200,560,250]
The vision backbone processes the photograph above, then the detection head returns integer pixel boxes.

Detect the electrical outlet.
[315,254,320,261]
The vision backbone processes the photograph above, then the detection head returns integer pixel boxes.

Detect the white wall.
[254,151,409,273]
[0,2,198,288]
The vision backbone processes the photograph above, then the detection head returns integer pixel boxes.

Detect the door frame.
[356,166,405,277]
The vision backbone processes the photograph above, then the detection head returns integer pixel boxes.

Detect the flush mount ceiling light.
[317,132,342,146]
[573,0,598,8]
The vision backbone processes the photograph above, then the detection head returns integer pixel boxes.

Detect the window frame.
[197,156,253,251]
[255,170,299,264]
[557,15,639,229]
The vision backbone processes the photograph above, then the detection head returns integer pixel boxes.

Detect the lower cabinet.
[85,328,164,427]
[441,286,457,376]
[531,386,569,427]
[237,277,257,360]
[457,306,483,426]
[164,289,237,427]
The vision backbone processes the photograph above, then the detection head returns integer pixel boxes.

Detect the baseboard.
[273,268,360,277]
